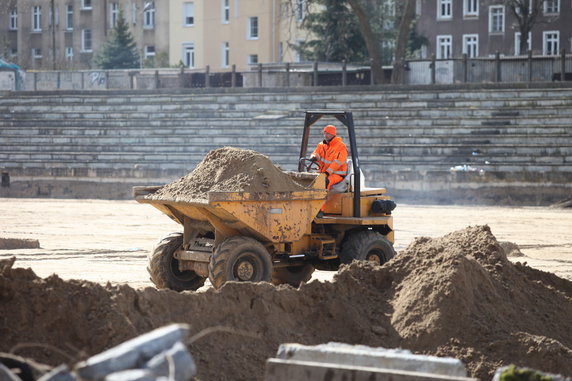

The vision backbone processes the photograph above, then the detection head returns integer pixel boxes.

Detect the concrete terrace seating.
[0,84,571,203]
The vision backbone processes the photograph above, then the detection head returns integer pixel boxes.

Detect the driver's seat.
[330,159,364,193]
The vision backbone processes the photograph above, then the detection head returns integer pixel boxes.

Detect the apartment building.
[0,0,310,71]
[0,0,169,70]
[416,0,572,59]
[169,0,312,71]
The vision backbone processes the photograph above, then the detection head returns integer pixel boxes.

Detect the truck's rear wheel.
[340,230,395,265]
[272,264,315,287]
[208,236,272,289]
[148,232,206,291]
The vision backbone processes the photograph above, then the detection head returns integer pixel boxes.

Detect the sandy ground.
[1,198,571,287]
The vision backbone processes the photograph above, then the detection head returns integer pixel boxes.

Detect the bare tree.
[390,0,415,84]
[287,0,412,85]
[346,0,385,83]
[505,0,544,55]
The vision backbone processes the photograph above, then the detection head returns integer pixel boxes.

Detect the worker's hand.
[310,156,317,162]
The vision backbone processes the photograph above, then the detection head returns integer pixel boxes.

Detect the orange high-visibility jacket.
[312,136,348,188]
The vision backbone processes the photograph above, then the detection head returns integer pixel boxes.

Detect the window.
[32,48,42,59]
[489,6,504,33]
[464,0,478,16]
[110,3,119,27]
[543,31,559,56]
[144,46,156,59]
[222,0,230,23]
[144,3,155,28]
[82,29,92,52]
[515,32,531,55]
[295,0,305,22]
[82,0,92,10]
[65,47,73,61]
[32,6,42,32]
[515,0,533,15]
[436,35,452,59]
[248,54,258,65]
[183,44,195,68]
[544,0,560,14]
[184,2,194,26]
[66,5,73,30]
[438,0,452,19]
[48,5,59,27]
[248,17,258,39]
[222,42,230,67]
[9,9,17,30]
[463,34,478,57]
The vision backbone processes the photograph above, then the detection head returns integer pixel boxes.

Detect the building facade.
[0,0,169,70]
[0,0,310,71]
[168,0,312,71]
[416,0,572,59]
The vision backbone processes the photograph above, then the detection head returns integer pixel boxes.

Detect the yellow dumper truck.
[134,111,396,290]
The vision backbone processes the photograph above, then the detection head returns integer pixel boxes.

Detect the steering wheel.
[299,158,320,173]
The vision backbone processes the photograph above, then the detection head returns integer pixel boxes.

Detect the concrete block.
[143,341,196,381]
[74,324,190,381]
[274,343,468,377]
[265,359,476,381]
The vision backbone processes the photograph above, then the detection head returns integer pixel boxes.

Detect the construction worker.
[310,125,348,190]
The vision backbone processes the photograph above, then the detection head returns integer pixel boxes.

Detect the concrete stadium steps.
[0,84,571,203]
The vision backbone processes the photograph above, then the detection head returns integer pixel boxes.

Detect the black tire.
[208,236,272,289]
[272,264,315,287]
[148,232,206,292]
[340,230,395,265]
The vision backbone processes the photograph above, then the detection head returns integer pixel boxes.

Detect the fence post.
[462,53,468,83]
[369,59,375,85]
[560,48,566,81]
[286,62,290,87]
[231,64,236,88]
[178,66,185,88]
[154,70,159,89]
[313,61,318,86]
[106,71,110,89]
[528,50,533,82]
[342,60,347,86]
[258,63,263,87]
[34,72,37,91]
[205,65,210,88]
[431,54,436,84]
[495,51,501,82]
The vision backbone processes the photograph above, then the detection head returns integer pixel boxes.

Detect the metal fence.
[10,51,572,92]
[406,51,572,85]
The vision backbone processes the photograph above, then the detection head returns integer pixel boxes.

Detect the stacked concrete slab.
[0,84,570,204]
[265,343,476,381]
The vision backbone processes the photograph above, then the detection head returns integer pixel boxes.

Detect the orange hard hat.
[323,125,336,135]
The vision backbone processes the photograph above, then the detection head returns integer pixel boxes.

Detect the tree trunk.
[347,0,384,84]
[391,0,415,84]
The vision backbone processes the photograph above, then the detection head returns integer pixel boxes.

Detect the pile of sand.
[147,147,305,202]
[1,226,571,381]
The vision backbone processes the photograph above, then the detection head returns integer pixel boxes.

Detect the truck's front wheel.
[148,232,206,291]
[340,230,395,265]
[208,236,272,289]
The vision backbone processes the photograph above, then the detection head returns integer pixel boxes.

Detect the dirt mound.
[147,147,305,202]
[1,226,571,381]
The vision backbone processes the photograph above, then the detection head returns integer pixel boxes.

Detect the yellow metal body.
[134,172,394,255]
[135,174,328,244]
